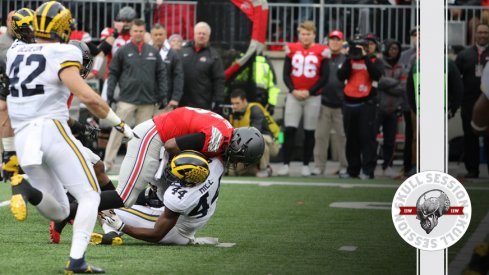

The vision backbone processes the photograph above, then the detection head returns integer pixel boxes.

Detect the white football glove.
[99,210,125,231]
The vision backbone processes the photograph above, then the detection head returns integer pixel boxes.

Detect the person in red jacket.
[278,20,330,176]
[337,34,384,180]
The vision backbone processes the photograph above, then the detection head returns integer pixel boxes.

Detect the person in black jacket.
[377,39,406,178]
[179,22,225,111]
[455,23,489,179]
[104,19,167,171]
[337,34,383,180]
[312,30,348,176]
[150,24,184,113]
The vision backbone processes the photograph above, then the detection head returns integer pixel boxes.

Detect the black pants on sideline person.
[461,102,489,177]
[343,101,378,178]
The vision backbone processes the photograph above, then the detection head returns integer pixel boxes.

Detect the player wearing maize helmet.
[96,150,222,245]
[7,1,135,273]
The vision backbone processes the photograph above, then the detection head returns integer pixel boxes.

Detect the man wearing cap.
[312,30,348,176]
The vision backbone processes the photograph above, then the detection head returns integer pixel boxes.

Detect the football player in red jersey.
[278,21,330,176]
[51,107,265,243]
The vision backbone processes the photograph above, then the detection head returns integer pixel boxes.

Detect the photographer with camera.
[337,34,384,180]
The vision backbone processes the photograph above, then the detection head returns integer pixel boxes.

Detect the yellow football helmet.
[33,1,73,43]
[169,151,210,187]
[11,8,35,43]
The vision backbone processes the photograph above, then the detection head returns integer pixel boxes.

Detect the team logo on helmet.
[392,171,471,251]
[33,1,73,43]
[11,8,35,43]
[170,151,210,187]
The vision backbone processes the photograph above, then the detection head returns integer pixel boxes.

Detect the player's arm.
[308,58,329,96]
[282,56,295,92]
[472,93,489,135]
[164,133,205,157]
[120,208,180,243]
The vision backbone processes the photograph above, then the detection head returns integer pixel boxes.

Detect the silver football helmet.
[226,127,265,165]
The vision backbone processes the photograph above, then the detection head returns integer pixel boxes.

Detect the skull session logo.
[392,171,471,251]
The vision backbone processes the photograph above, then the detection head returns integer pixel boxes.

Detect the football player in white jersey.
[0,8,35,182]
[96,150,222,245]
[6,1,135,273]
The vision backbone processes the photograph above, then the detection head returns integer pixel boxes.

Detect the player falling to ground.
[95,150,223,245]
[51,107,265,244]
[6,1,135,273]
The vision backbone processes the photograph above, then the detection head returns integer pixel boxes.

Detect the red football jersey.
[285,42,330,90]
[153,107,234,157]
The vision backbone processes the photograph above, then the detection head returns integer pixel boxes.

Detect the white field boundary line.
[2,178,488,208]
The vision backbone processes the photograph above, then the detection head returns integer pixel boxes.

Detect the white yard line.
[338,246,358,252]
[2,177,488,209]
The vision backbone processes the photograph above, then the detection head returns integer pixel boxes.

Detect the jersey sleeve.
[284,43,293,58]
[100,27,113,40]
[201,126,225,154]
[163,185,198,214]
[54,44,82,75]
[321,46,332,59]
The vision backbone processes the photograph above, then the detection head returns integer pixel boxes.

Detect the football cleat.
[64,258,105,274]
[10,175,28,221]
[50,221,61,244]
[90,231,123,246]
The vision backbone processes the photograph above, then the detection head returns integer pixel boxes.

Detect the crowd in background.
[0,2,487,181]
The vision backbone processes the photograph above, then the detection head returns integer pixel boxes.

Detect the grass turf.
[0,177,486,274]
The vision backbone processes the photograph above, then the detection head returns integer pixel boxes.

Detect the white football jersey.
[163,157,224,237]
[6,43,82,130]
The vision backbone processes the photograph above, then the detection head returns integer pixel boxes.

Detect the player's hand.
[99,210,125,231]
[114,121,138,139]
[291,90,305,101]
[113,22,124,34]
[2,151,20,182]
[83,123,100,141]
[167,100,178,109]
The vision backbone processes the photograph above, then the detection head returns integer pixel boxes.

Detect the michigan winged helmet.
[11,8,35,43]
[33,1,73,43]
[168,150,210,187]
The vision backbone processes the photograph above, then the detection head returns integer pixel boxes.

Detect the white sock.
[36,192,68,221]
[70,191,100,259]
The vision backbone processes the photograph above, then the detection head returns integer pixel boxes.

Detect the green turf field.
[0,177,487,274]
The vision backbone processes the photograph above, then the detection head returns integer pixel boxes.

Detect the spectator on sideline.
[455,23,489,179]
[229,53,281,115]
[366,33,379,56]
[312,30,348,176]
[179,22,225,111]
[169,34,184,50]
[150,24,184,113]
[228,89,280,177]
[377,39,406,178]
[278,20,330,177]
[398,26,418,178]
[104,19,167,171]
[337,34,383,180]
[0,11,15,66]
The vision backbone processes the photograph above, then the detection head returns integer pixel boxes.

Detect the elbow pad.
[87,42,101,56]
[98,40,112,56]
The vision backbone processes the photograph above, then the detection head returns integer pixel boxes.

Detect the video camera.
[348,35,368,60]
